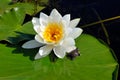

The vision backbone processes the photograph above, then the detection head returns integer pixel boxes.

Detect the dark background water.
[46,0,120,79]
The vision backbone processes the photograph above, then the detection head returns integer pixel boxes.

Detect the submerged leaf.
[11,3,45,15]
[0,0,11,14]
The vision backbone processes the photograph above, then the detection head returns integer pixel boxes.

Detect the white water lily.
[22,9,83,60]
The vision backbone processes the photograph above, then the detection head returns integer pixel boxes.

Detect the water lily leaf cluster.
[0,0,48,44]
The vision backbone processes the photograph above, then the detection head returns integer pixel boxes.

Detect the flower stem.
[81,16,120,28]
[92,8,110,45]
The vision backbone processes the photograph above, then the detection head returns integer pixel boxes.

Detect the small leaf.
[7,21,36,44]
[0,7,25,42]
[0,10,35,44]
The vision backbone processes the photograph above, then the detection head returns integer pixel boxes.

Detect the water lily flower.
[22,9,83,60]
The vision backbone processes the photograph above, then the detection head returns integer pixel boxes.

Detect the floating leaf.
[0,34,118,80]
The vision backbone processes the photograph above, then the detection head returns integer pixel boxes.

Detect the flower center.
[43,23,64,43]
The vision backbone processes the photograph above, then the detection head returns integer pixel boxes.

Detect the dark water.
[47,0,120,79]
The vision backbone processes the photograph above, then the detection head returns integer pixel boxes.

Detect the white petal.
[69,18,80,28]
[39,45,53,56]
[40,12,48,28]
[34,52,43,60]
[34,51,49,60]
[60,38,76,53]
[53,46,66,58]
[66,46,76,53]
[61,37,75,47]
[35,35,44,43]
[32,17,40,27]
[33,25,41,33]
[64,27,72,37]
[40,12,48,20]
[22,40,43,49]
[63,14,70,27]
[50,9,62,22]
[68,28,83,39]
[32,18,41,33]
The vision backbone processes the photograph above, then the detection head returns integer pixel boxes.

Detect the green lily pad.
[0,34,118,80]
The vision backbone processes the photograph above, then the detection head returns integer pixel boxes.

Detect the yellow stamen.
[43,23,64,43]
